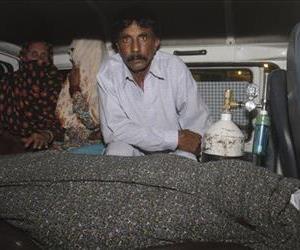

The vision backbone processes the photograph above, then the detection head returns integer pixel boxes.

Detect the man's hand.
[177,129,202,156]
[68,65,81,97]
[22,131,53,150]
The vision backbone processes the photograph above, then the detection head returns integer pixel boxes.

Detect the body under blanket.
[0,151,299,249]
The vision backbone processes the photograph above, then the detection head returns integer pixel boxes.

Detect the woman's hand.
[22,131,53,150]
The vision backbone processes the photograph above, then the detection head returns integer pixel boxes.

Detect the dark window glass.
[190,68,253,82]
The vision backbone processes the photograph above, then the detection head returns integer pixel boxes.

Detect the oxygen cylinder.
[202,112,245,160]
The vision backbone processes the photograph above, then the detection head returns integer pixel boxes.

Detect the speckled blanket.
[0,151,299,249]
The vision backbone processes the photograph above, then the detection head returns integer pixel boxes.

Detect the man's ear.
[112,42,119,53]
[115,42,120,53]
[155,38,160,51]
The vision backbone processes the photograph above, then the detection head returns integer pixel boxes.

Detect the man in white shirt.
[97,8,211,160]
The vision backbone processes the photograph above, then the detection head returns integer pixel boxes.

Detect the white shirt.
[97,50,211,152]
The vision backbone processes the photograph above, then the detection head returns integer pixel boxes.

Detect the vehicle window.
[190,68,253,82]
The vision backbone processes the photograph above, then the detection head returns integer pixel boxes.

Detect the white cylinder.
[203,113,245,157]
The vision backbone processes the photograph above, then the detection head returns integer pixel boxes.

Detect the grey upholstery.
[268,70,298,177]
[267,22,300,178]
[287,23,300,172]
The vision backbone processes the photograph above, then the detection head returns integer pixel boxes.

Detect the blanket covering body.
[0,152,299,249]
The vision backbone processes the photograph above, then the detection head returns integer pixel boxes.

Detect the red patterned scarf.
[0,61,64,140]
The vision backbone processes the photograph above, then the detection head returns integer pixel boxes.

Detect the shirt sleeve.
[174,60,212,136]
[97,75,178,152]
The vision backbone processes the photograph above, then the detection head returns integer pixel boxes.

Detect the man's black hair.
[111,6,160,46]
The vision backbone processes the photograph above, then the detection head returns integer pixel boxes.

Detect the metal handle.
[173,50,207,56]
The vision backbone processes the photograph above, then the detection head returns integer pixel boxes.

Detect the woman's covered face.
[24,42,50,65]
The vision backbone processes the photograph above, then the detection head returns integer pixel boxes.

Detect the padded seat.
[267,22,300,178]
[268,70,298,177]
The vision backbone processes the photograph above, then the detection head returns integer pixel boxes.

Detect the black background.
[1,0,300,46]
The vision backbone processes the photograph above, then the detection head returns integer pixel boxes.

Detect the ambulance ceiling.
[1,0,300,46]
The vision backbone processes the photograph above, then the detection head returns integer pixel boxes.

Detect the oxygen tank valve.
[223,89,243,112]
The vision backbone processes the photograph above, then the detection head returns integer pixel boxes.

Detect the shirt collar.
[122,52,165,86]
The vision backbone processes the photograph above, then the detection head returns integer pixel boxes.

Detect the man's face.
[24,42,50,65]
[117,21,160,73]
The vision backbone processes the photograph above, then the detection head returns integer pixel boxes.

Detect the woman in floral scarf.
[0,41,64,154]
[56,39,106,147]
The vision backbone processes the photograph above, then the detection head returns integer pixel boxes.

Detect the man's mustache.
[126,54,147,62]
